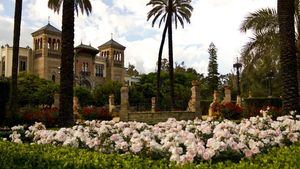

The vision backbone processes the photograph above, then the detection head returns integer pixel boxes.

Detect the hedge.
[0,141,300,168]
[244,97,282,117]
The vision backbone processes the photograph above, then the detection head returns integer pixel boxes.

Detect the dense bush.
[244,97,282,117]
[0,77,10,123]
[220,102,243,120]
[0,140,299,168]
[18,107,59,127]
[93,81,122,106]
[74,86,94,107]
[80,106,111,120]
[17,73,58,107]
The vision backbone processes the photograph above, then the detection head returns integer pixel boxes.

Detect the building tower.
[98,38,126,83]
[31,23,61,82]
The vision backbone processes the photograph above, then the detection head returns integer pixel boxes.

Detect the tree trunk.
[9,0,23,123]
[167,10,174,110]
[156,20,168,111]
[278,0,300,113]
[59,0,75,126]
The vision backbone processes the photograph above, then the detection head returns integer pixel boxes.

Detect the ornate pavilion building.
[0,23,126,89]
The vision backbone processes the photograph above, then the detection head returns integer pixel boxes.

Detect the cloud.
[0,3,4,12]
[0,0,277,75]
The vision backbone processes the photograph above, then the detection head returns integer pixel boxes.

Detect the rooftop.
[98,39,126,50]
[32,23,61,35]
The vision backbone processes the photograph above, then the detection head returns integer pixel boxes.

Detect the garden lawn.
[0,140,300,169]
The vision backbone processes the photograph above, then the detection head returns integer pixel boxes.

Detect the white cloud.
[0,0,277,75]
[0,3,4,12]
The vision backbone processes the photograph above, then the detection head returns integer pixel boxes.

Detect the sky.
[0,0,277,75]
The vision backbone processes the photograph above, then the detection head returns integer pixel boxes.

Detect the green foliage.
[127,63,139,76]
[1,141,300,168]
[17,73,58,107]
[0,77,10,123]
[0,141,170,169]
[200,100,212,115]
[244,97,283,117]
[93,81,122,106]
[240,8,282,98]
[207,42,219,94]
[136,69,202,111]
[74,86,94,107]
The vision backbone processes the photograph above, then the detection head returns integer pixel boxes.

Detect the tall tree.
[147,0,193,110]
[278,0,300,113]
[48,0,92,126]
[207,42,219,94]
[9,0,23,122]
[240,5,300,99]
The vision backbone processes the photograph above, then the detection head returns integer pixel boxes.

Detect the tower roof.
[98,39,126,50]
[75,43,99,55]
[32,23,61,36]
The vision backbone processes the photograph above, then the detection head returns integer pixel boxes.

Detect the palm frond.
[240,8,277,33]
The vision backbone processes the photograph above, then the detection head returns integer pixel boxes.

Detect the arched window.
[52,75,56,82]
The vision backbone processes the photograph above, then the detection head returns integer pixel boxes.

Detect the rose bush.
[2,113,300,164]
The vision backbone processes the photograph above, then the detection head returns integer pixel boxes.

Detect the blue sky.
[0,0,276,75]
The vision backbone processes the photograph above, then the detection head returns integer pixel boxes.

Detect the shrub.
[17,73,58,107]
[244,97,282,117]
[93,81,122,106]
[74,86,94,107]
[0,141,300,168]
[19,107,59,127]
[81,106,111,120]
[220,102,243,120]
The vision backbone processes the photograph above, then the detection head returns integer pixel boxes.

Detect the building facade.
[0,23,127,89]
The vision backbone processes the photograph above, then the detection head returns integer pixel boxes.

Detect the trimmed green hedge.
[0,141,300,168]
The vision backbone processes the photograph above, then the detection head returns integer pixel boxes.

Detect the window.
[19,60,26,72]
[82,62,88,72]
[52,75,56,82]
[95,64,104,77]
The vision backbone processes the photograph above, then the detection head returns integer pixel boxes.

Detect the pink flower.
[244,150,253,157]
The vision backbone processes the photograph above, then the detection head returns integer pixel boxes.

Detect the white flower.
[130,142,143,153]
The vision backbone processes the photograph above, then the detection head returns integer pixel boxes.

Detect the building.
[0,44,32,77]
[0,23,127,89]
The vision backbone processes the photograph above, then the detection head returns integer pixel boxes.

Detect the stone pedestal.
[236,95,242,106]
[208,91,221,118]
[187,81,201,115]
[109,94,115,114]
[120,86,129,121]
[73,96,81,120]
[222,86,231,104]
[248,91,253,98]
[53,93,60,108]
[151,97,156,113]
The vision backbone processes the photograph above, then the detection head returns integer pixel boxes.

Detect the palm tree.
[147,0,193,110]
[241,6,300,111]
[278,0,300,112]
[9,0,23,123]
[48,0,92,126]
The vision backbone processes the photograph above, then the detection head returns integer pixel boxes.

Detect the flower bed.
[2,115,300,164]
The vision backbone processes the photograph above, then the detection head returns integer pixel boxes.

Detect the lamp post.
[266,71,275,97]
[233,57,242,96]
